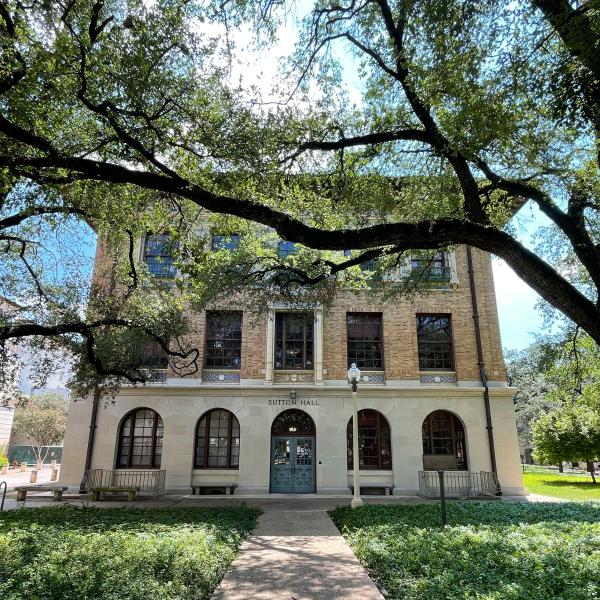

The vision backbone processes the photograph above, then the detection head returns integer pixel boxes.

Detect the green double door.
[270,436,316,493]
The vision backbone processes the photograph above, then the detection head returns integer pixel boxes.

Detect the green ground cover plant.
[330,502,600,600]
[523,471,600,500]
[0,505,259,600]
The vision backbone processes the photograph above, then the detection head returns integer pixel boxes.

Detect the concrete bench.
[350,485,393,496]
[192,484,237,496]
[91,486,140,502]
[15,485,68,502]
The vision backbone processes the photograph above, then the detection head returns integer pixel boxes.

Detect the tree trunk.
[558,462,563,473]
[587,460,597,484]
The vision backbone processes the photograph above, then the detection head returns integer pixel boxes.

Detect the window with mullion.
[422,410,467,470]
[195,409,240,469]
[347,313,383,370]
[416,314,454,370]
[117,408,163,469]
[211,234,241,252]
[138,339,169,370]
[347,410,392,470]
[143,234,178,278]
[410,252,450,281]
[274,312,314,370]
[204,311,242,369]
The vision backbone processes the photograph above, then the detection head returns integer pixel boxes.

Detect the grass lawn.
[330,502,600,600]
[0,505,259,600]
[523,469,600,500]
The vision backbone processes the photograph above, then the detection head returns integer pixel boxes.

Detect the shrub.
[330,502,600,600]
[0,505,259,600]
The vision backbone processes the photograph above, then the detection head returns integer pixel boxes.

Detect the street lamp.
[348,362,363,509]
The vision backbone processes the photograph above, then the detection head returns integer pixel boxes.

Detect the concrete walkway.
[211,504,384,600]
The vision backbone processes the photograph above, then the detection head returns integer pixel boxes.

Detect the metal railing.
[86,469,166,494]
[418,470,499,498]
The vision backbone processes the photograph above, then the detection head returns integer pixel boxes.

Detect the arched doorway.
[270,409,316,493]
[422,410,467,470]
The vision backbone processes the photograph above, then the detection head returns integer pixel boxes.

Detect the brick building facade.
[60,238,524,496]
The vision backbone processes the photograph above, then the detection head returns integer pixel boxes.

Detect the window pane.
[347,314,383,370]
[274,313,314,370]
[416,315,453,370]
[347,410,391,470]
[117,408,162,469]
[195,410,239,469]
[211,234,241,251]
[205,311,242,368]
[143,234,177,278]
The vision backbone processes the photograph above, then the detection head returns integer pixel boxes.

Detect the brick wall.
[92,236,506,383]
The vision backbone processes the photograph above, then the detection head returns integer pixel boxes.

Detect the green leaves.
[330,502,600,600]
[0,505,259,600]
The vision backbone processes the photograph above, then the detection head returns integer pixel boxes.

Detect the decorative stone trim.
[273,371,315,384]
[202,371,241,384]
[354,372,386,385]
[142,369,167,383]
[420,373,457,384]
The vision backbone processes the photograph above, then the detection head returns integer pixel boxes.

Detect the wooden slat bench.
[15,485,68,501]
[91,486,140,502]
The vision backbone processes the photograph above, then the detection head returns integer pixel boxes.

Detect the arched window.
[347,410,392,470]
[422,410,467,470]
[117,408,163,469]
[195,409,240,468]
[271,409,316,436]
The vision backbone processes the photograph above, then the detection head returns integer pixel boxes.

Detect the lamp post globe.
[348,363,363,508]
[348,363,361,388]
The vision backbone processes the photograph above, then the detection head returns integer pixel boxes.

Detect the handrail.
[0,481,7,512]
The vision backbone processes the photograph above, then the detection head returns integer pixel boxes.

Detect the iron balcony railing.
[418,470,499,498]
[86,469,166,494]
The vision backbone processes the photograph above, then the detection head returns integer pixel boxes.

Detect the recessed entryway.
[270,409,316,493]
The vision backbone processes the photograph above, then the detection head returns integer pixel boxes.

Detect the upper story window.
[143,234,177,278]
[416,314,454,370]
[275,312,313,370]
[204,311,242,369]
[278,240,297,258]
[138,338,169,370]
[211,234,241,252]
[347,313,383,370]
[410,252,451,282]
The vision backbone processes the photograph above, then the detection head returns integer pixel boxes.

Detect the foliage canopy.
[1,0,600,389]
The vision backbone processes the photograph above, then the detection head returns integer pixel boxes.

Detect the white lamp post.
[348,362,363,509]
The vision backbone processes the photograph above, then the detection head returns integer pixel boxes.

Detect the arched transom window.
[195,409,240,469]
[422,410,467,470]
[117,408,163,469]
[347,410,392,470]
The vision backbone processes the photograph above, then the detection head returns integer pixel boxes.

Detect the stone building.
[60,234,524,496]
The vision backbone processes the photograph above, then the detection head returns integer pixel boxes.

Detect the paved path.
[211,505,384,600]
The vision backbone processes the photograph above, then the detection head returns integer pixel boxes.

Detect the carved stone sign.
[267,398,319,407]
